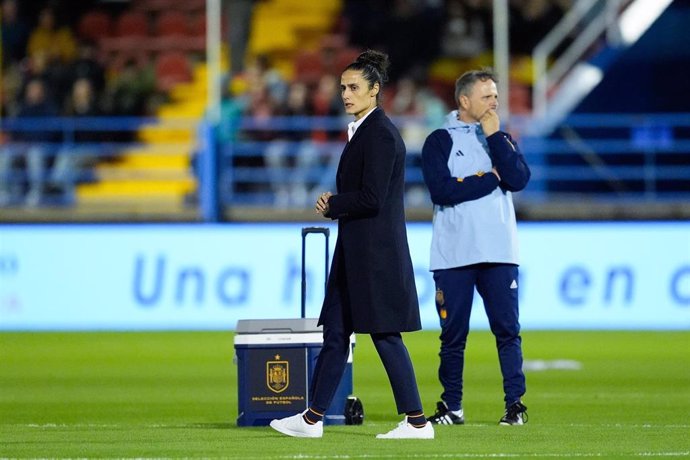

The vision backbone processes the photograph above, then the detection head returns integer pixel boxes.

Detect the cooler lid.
[235,318,322,334]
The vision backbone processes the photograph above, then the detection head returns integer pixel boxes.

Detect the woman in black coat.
[270,50,433,440]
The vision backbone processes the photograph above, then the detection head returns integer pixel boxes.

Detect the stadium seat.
[189,12,206,38]
[335,48,362,71]
[133,0,176,13]
[114,10,150,38]
[183,14,207,52]
[294,51,323,84]
[148,11,206,53]
[78,10,113,43]
[154,10,189,37]
[155,51,192,92]
[180,0,205,14]
[509,80,532,114]
[134,0,205,14]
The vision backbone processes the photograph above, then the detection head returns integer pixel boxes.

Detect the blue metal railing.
[1,113,689,219]
[0,116,199,209]
[224,113,690,208]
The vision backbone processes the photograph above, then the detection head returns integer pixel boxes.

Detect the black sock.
[303,407,324,425]
[406,411,427,428]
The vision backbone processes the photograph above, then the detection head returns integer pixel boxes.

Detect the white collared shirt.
[347,107,377,141]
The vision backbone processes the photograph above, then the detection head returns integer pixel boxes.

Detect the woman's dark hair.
[344,50,390,103]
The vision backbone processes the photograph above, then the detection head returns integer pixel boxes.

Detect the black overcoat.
[318,108,421,334]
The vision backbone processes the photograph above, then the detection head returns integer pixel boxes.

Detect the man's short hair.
[454,68,498,105]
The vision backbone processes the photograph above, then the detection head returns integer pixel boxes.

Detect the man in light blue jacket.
[421,68,531,426]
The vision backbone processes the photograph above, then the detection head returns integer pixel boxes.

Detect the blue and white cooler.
[234,318,355,426]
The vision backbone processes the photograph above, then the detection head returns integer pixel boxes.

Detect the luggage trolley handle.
[301,227,330,319]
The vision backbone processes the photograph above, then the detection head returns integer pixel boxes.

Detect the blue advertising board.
[0,222,688,330]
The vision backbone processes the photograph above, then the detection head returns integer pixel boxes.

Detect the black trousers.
[309,280,423,415]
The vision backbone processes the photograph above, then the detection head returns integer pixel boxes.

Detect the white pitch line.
[13,422,690,430]
[563,423,690,429]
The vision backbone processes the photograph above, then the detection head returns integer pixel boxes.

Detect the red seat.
[115,11,150,38]
[335,48,362,72]
[135,0,205,13]
[294,51,324,85]
[189,13,206,38]
[78,10,113,42]
[180,0,205,13]
[155,51,192,92]
[104,37,149,72]
[509,80,532,114]
[154,10,189,37]
[133,0,177,12]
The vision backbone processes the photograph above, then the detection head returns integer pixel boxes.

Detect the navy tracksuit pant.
[433,263,526,410]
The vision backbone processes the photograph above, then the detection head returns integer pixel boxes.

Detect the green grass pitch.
[1,330,688,458]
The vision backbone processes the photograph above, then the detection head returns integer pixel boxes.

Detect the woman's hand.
[315,192,333,215]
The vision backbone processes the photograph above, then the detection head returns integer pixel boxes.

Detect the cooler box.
[234,317,355,426]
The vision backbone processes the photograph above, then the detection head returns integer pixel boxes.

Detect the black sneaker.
[499,401,528,425]
[428,401,464,425]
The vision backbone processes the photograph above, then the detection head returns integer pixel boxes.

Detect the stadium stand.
[2,0,689,222]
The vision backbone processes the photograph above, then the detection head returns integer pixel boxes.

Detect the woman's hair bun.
[355,50,389,83]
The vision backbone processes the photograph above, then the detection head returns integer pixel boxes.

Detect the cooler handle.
[301,227,330,318]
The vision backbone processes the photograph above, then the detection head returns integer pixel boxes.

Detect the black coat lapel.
[336,108,382,190]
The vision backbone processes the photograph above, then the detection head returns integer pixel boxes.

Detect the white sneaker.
[269,411,323,438]
[376,418,434,439]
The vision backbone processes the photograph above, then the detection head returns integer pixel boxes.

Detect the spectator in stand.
[388,76,447,207]
[310,73,345,195]
[311,73,343,146]
[440,0,491,61]
[25,6,77,110]
[19,50,65,106]
[264,81,315,207]
[317,36,346,77]
[27,6,77,64]
[238,63,281,196]
[0,78,60,207]
[69,41,105,96]
[1,0,30,69]
[1,65,23,117]
[388,76,447,149]
[311,74,343,125]
[243,73,278,138]
[389,77,447,123]
[247,54,288,108]
[48,77,103,204]
[103,57,155,118]
[229,54,288,197]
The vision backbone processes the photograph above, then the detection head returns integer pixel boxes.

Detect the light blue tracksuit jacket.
[421,110,531,271]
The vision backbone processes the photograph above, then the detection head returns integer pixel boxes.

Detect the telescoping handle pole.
[301,227,330,319]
